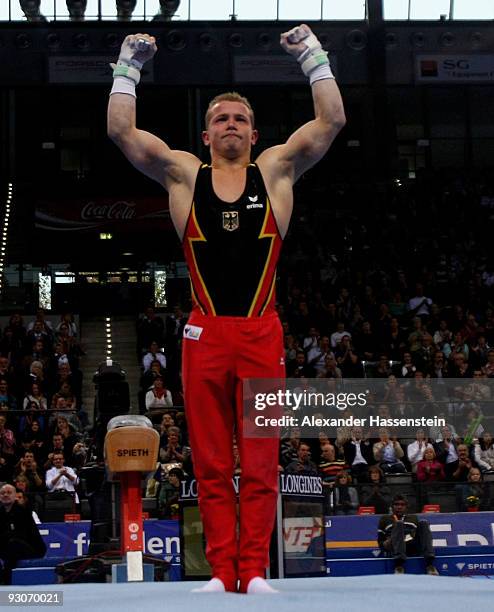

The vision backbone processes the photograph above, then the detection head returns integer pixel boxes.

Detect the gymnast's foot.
[191,577,226,593]
[246,577,278,594]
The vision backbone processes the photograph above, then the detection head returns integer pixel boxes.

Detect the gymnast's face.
[202,101,258,158]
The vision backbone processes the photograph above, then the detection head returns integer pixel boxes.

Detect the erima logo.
[456,562,465,571]
[183,324,203,341]
[247,199,263,210]
[248,195,258,202]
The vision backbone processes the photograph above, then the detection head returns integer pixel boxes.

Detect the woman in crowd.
[332,471,359,515]
[474,432,494,472]
[360,465,392,514]
[416,447,445,482]
[145,376,173,410]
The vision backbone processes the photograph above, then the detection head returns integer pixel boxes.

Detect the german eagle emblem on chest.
[222,211,239,232]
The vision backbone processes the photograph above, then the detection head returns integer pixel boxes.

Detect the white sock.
[191,577,226,593]
[246,577,278,594]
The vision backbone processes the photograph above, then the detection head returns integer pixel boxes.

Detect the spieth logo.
[81,201,136,221]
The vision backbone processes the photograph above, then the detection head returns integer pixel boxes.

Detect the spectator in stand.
[49,342,75,378]
[280,428,301,468]
[18,402,46,436]
[285,442,318,476]
[306,336,333,375]
[433,425,460,478]
[22,382,48,412]
[474,433,494,472]
[374,354,392,378]
[330,322,351,350]
[317,354,342,379]
[27,308,53,335]
[53,363,82,408]
[19,420,45,459]
[482,349,494,377]
[140,358,167,390]
[378,494,438,575]
[55,323,82,363]
[360,465,391,514]
[335,335,364,377]
[416,448,445,482]
[432,320,452,351]
[388,291,407,319]
[406,429,433,473]
[51,382,77,413]
[287,351,315,378]
[413,334,435,374]
[26,361,46,395]
[348,304,364,333]
[332,471,359,515]
[303,326,320,352]
[444,331,469,363]
[407,317,425,354]
[318,443,347,484]
[284,333,298,370]
[0,356,17,392]
[0,483,46,585]
[43,433,69,470]
[355,321,379,361]
[15,490,41,524]
[449,352,473,378]
[53,416,81,460]
[476,335,491,366]
[373,429,406,474]
[455,467,491,511]
[165,306,187,348]
[49,397,81,432]
[157,467,183,519]
[14,451,44,493]
[398,352,416,378]
[381,317,406,361]
[137,306,165,353]
[451,444,478,482]
[0,414,16,475]
[0,327,24,364]
[158,412,176,449]
[145,376,173,410]
[430,351,448,378]
[24,325,51,359]
[142,341,167,372]
[55,313,78,338]
[343,426,373,482]
[407,283,432,320]
[159,426,186,465]
[45,452,79,502]
[0,379,17,411]
[376,303,392,338]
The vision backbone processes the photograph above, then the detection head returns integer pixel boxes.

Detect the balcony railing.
[1,1,493,24]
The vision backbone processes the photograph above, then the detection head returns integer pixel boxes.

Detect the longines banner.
[416,54,494,83]
[35,196,171,234]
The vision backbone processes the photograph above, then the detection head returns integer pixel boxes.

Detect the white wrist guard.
[110,76,136,98]
[293,31,335,84]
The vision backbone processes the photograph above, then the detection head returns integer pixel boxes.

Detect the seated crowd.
[0,310,86,520]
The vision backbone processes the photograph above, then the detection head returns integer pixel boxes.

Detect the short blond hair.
[205,92,255,128]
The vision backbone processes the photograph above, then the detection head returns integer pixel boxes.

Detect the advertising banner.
[416,55,494,83]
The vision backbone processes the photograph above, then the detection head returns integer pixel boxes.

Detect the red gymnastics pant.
[182,311,284,592]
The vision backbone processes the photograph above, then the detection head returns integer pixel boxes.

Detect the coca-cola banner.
[35,196,171,233]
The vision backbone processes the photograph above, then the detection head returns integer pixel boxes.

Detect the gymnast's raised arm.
[107,34,199,192]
